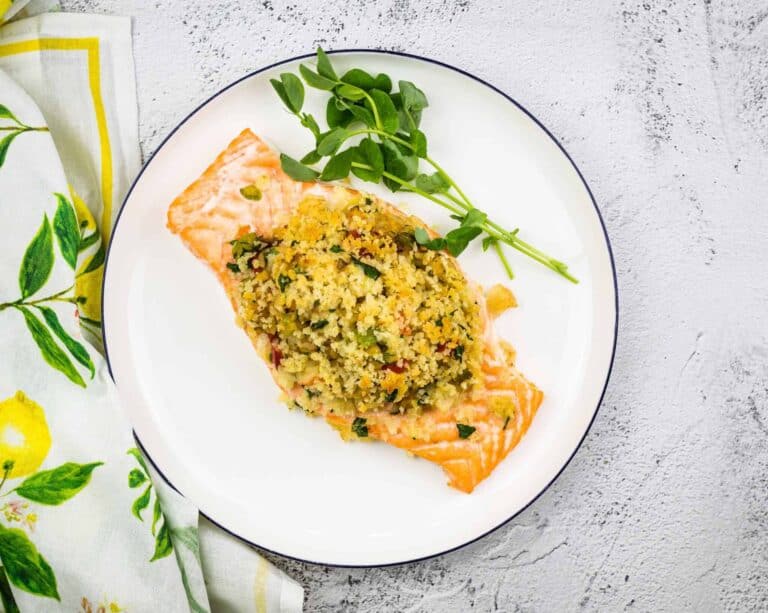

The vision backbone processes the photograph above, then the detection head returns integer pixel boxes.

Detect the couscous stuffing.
[229,193,483,415]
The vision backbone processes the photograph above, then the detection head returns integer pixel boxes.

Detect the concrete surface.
[61,0,768,610]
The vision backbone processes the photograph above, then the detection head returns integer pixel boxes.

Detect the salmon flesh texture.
[167,129,543,493]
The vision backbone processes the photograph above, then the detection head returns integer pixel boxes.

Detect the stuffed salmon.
[167,129,543,493]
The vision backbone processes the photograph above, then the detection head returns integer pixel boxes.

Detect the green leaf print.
[151,496,162,535]
[0,131,21,167]
[18,214,54,299]
[170,527,209,613]
[82,242,105,274]
[128,468,147,488]
[132,484,151,520]
[0,566,20,613]
[52,193,79,269]
[0,104,49,169]
[0,524,59,600]
[127,447,176,562]
[78,229,100,252]
[15,462,102,505]
[127,447,150,474]
[18,307,85,387]
[35,306,95,378]
[0,105,21,123]
[151,519,173,561]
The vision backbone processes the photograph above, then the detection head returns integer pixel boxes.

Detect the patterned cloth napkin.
[0,6,303,612]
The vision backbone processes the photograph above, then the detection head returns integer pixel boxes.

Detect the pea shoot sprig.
[270,48,577,283]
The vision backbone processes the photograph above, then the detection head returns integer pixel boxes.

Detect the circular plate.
[103,50,617,567]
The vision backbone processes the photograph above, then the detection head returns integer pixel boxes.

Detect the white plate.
[103,50,617,566]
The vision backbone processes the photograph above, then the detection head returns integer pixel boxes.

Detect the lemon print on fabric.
[0,1,11,21]
[70,188,104,324]
[0,391,51,479]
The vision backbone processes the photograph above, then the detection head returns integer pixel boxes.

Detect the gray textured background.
[62,1,768,611]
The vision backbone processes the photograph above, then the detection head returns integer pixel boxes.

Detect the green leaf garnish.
[270,73,304,114]
[457,423,475,439]
[330,244,343,253]
[299,64,336,90]
[277,274,292,292]
[373,73,392,92]
[352,417,368,437]
[317,127,349,156]
[341,68,376,90]
[320,149,354,181]
[280,153,318,182]
[409,129,427,158]
[415,171,449,194]
[381,139,418,182]
[414,227,446,251]
[460,208,488,228]
[367,89,398,133]
[445,225,482,256]
[351,257,381,280]
[316,47,338,80]
[301,149,323,164]
[336,83,367,101]
[344,101,376,127]
[351,138,384,182]
[310,319,329,330]
[326,97,353,128]
[300,113,321,138]
[452,345,465,360]
[226,262,239,272]
[269,49,578,283]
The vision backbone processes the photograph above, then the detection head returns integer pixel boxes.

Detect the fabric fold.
[0,10,303,612]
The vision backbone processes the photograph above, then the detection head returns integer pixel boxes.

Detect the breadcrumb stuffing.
[229,193,482,415]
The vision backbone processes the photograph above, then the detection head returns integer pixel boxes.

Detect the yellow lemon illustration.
[0,391,52,479]
[70,187,104,322]
[75,266,103,321]
[70,186,97,233]
[0,0,12,22]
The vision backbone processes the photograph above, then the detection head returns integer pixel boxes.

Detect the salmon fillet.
[167,129,543,493]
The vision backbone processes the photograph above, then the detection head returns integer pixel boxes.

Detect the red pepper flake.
[382,360,408,373]
[436,343,448,353]
[269,335,283,368]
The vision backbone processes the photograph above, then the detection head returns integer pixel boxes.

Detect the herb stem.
[424,155,472,207]
[365,166,575,281]
[492,241,515,279]
[0,465,10,494]
[377,170,465,216]
[0,126,48,132]
[360,92,383,131]
[22,285,75,306]
[0,284,76,312]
